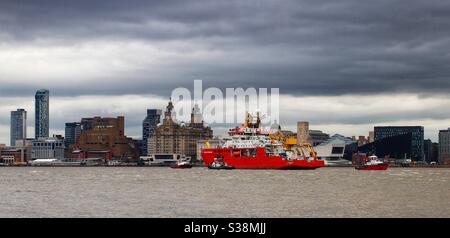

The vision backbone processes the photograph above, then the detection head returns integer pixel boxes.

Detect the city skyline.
[0,1,450,222]
[1,1,450,143]
[0,90,448,144]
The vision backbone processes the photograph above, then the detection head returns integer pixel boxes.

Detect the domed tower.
[191,102,203,126]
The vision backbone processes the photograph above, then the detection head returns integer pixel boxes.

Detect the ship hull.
[170,164,193,169]
[202,148,325,170]
[355,164,388,170]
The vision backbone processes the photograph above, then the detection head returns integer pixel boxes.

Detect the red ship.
[201,113,325,170]
[355,155,388,170]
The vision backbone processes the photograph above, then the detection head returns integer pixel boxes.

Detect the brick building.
[70,116,139,161]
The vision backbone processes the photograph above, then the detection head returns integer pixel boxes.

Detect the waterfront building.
[0,155,16,165]
[10,109,27,146]
[314,134,355,165]
[31,137,64,160]
[65,122,81,149]
[374,126,424,161]
[0,143,32,164]
[296,121,329,146]
[438,128,450,165]
[70,150,113,162]
[142,109,162,156]
[432,142,439,163]
[0,139,32,164]
[70,116,139,161]
[356,135,369,147]
[137,139,145,155]
[368,131,375,143]
[17,139,33,162]
[148,100,213,160]
[358,133,412,160]
[35,89,50,139]
[424,139,433,163]
[309,130,330,146]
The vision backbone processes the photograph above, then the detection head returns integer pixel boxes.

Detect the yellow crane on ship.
[269,129,318,159]
[295,143,318,159]
[269,130,298,150]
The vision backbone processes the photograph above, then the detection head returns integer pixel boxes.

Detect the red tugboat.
[201,113,325,170]
[355,155,388,170]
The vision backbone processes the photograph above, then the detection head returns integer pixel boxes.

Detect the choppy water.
[0,167,449,217]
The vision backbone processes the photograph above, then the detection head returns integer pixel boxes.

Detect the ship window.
[232,149,241,157]
[332,147,344,154]
[241,149,257,157]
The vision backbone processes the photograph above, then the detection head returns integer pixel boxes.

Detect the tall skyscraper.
[142,109,162,155]
[374,126,424,161]
[10,109,27,146]
[35,89,49,139]
[438,128,450,165]
[65,122,81,149]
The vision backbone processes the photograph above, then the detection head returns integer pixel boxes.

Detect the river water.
[0,167,449,217]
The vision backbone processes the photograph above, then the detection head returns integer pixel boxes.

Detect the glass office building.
[10,109,27,146]
[374,126,424,161]
[142,109,162,156]
[65,122,81,149]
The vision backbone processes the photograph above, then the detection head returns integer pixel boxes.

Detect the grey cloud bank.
[0,0,449,143]
[1,0,450,96]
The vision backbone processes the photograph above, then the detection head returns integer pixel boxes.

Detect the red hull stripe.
[202,148,325,170]
[355,164,389,170]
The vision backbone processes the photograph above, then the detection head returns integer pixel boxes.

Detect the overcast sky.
[1,0,450,144]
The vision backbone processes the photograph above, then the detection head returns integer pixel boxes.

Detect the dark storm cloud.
[1,0,450,97]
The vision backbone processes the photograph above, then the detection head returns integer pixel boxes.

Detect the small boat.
[208,163,235,170]
[170,161,193,169]
[355,155,388,170]
[208,157,235,170]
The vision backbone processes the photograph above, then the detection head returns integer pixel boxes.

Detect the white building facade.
[313,134,355,166]
[31,137,65,160]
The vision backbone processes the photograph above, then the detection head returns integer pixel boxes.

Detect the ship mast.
[243,112,261,129]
